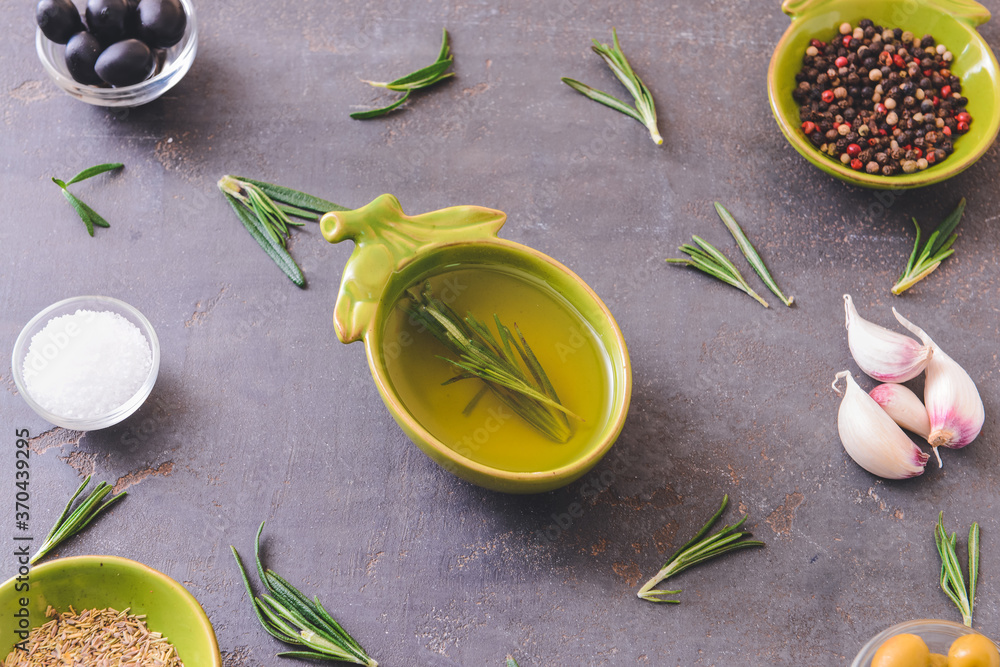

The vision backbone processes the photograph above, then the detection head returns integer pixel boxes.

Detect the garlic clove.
[869,383,931,440]
[844,294,932,383]
[893,309,985,451]
[833,370,929,479]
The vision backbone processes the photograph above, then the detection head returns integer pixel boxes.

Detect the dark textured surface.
[2,1,1000,665]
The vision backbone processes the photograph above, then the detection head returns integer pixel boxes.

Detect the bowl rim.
[35,0,198,107]
[0,554,221,665]
[11,295,161,431]
[767,2,1000,189]
[851,618,996,666]
[363,237,632,490]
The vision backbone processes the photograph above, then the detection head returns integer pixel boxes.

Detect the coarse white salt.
[22,309,152,420]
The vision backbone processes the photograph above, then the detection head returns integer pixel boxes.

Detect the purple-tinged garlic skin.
[844,295,932,383]
[893,309,985,450]
[869,383,931,439]
[833,371,929,480]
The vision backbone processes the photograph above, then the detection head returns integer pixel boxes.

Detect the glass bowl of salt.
[11,296,160,431]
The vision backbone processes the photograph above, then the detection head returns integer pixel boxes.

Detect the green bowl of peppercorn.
[768,0,1000,189]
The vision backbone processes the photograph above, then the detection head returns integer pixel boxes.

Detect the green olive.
[929,653,948,667]
[948,634,1000,667]
[872,633,931,667]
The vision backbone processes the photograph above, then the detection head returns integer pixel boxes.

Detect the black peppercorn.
[921,34,935,47]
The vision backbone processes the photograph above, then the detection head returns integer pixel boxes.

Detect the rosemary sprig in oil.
[351,28,454,119]
[562,28,662,145]
[31,475,126,565]
[637,495,764,603]
[935,511,979,627]
[892,198,966,295]
[51,162,123,236]
[404,283,580,443]
[232,522,378,665]
[218,175,348,287]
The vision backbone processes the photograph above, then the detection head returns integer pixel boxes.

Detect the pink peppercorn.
[822,89,835,103]
[956,111,971,124]
[847,143,862,157]
[850,158,863,170]
[835,56,848,68]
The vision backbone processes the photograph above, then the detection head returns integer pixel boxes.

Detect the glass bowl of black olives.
[35,0,197,107]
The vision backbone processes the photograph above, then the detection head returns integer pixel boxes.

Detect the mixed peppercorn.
[794,19,971,176]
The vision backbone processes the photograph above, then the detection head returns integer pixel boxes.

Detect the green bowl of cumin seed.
[0,555,221,666]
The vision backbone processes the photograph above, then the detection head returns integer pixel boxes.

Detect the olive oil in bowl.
[380,264,613,474]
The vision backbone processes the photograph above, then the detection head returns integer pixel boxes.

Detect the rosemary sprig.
[351,28,453,119]
[562,28,662,145]
[51,162,123,236]
[231,522,377,666]
[30,475,126,565]
[404,283,580,443]
[666,236,770,308]
[714,203,794,306]
[935,511,979,627]
[637,495,764,603]
[892,198,967,295]
[218,175,348,287]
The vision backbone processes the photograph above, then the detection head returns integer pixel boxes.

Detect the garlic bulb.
[833,371,929,479]
[893,309,985,450]
[844,295,932,382]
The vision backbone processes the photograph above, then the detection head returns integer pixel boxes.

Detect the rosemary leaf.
[506,657,520,667]
[892,199,967,295]
[970,522,980,620]
[218,174,350,288]
[563,28,662,145]
[714,202,793,306]
[667,237,770,308]
[637,495,764,603]
[30,476,126,565]
[352,28,453,119]
[349,91,412,120]
[51,162,122,236]
[234,176,349,215]
[222,191,305,287]
[65,162,124,185]
[404,283,579,443]
[935,512,978,627]
[560,78,643,122]
[232,522,378,666]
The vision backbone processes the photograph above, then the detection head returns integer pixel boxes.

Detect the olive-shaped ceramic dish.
[768,0,1000,189]
[322,195,631,494]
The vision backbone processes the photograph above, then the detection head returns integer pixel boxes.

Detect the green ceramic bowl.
[768,0,1000,189]
[0,555,221,665]
[321,195,632,494]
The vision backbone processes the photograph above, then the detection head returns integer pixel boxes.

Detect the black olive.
[36,0,84,44]
[86,0,129,44]
[137,0,186,48]
[65,31,104,85]
[95,38,153,86]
